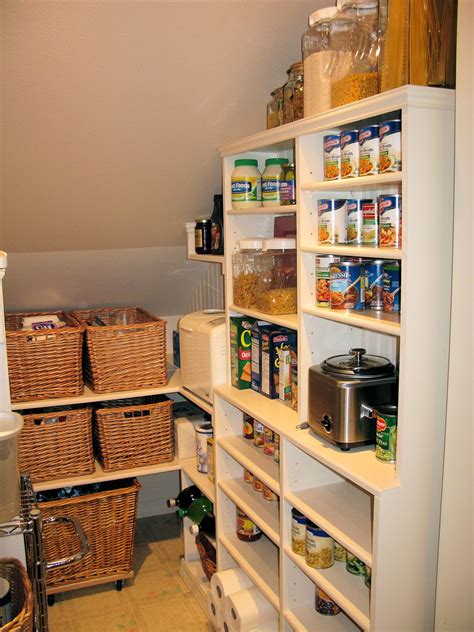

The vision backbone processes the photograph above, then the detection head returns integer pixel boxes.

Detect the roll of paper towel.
[207,590,222,630]
[224,587,278,631]
[210,568,253,604]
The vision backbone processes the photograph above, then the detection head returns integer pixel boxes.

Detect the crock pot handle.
[349,348,366,366]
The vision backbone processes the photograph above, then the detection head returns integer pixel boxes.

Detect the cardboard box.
[261,329,297,399]
[230,316,256,389]
[251,322,280,393]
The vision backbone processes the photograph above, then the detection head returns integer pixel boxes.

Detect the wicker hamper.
[70,307,167,393]
[17,406,94,483]
[0,558,33,632]
[5,312,83,402]
[195,533,216,581]
[94,396,174,472]
[38,479,140,590]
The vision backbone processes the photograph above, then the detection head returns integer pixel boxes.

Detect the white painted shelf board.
[286,484,372,566]
[284,605,361,632]
[301,244,402,261]
[218,435,280,493]
[303,305,400,337]
[179,386,213,415]
[179,558,210,616]
[187,253,224,264]
[219,533,279,609]
[219,478,280,546]
[229,305,298,331]
[181,457,216,504]
[285,547,370,631]
[301,172,402,192]
[227,205,297,215]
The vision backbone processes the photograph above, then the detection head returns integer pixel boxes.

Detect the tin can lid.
[195,423,213,434]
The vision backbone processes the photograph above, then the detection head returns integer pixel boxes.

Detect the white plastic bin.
[0,412,24,523]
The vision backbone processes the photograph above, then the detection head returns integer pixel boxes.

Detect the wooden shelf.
[179,558,209,616]
[229,305,298,331]
[181,457,216,503]
[303,305,400,337]
[284,606,362,632]
[301,172,402,192]
[218,435,280,494]
[187,253,224,264]
[301,244,403,261]
[227,205,297,215]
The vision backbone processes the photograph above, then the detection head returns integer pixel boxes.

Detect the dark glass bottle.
[177,496,213,524]
[190,513,216,539]
[210,194,224,255]
[167,485,202,509]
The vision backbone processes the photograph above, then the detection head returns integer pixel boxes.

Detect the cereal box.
[230,316,256,389]
[261,328,297,399]
[251,322,280,393]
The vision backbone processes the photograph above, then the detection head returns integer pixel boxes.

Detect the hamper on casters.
[70,307,167,393]
[0,558,33,632]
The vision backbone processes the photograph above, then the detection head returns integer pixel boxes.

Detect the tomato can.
[379,119,401,173]
[262,485,279,502]
[330,261,365,310]
[316,255,341,308]
[383,261,401,313]
[318,199,347,245]
[378,195,402,248]
[346,199,364,244]
[359,125,379,176]
[365,259,385,310]
[243,468,253,484]
[374,404,398,463]
[243,413,254,440]
[315,587,341,616]
[263,426,275,456]
[253,420,265,447]
[362,200,378,245]
[323,135,341,181]
[340,130,359,178]
[253,476,264,493]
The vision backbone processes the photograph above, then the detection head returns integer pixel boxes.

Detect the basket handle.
[43,515,89,570]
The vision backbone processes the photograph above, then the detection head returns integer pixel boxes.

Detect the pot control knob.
[321,414,332,432]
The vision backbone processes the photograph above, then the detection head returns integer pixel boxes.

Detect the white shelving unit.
[214,86,455,631]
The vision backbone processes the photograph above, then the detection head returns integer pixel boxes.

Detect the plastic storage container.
[262,158,289,207]
[255,238,297,314]
[0,412,23,523]
[231,159,262,210]
[232,239,264,309]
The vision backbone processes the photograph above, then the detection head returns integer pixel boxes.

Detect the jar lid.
[338,0,378,10]
[238,238,264,250]
[265,158,289,166]
[235,158,258,167]
[263,238,296,250]
[309,6,337,26]
[195,218,211,223]
[322,348,395,378]
[290,61,304,73]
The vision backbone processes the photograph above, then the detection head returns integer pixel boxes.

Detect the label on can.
[291,512,307,556]
[243,413,254,439]
[253,420,265,447]
[262,178,281,203]
[316,255,341,307]
[236,509,262,537]
[375,408,397,462]
[323,135,341,181]
[330,262,365,310]
[379,119,401,172]
[383,262,401,313]
[243,468,253,484]
[365,260,385,310]
[379,195,402,248]
[306,524,334,569]
[359,125,379,176]
[362,201,378,245]
[346,552,366,575]
[263,426,275,455]
[315,588,341,616]
[340,130,359,178]
[231,176,261,203]
[318,199,346,244]
[346,199,364,244]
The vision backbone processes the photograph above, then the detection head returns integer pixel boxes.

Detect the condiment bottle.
[236,508,262,541]
[210,194,224,255]
[231,159,262,210]
[262,158,289,207]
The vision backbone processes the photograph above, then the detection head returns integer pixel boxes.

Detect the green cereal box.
[230,316,256,390]
[251,322,281,394]
[261,328,297,399]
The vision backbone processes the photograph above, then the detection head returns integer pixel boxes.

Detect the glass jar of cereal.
[232,239,264,310]
[255,238,297,315]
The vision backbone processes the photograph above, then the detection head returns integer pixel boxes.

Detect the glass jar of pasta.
[266,91,279,129]
[283,62,303,125]
[232,239,264,310]
[255,238,297,314]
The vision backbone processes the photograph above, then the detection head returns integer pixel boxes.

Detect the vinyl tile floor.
[47,514,211,632]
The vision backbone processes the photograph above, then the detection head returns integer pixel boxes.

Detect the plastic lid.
[238,238,264,250]
[309,6,337,26]
[234,159,258,167]
[0,412,23,441]
[338,0,378,9]
[265,158,289,166]
[263,238,296,250]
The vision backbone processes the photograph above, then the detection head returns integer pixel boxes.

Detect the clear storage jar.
[255,238,297,314]
[232,239,264,309]
[266,91,279,129]
[283,62,303,125]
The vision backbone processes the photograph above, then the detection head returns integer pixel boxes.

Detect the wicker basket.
[17,406,94,483]
[38,478,140,590]
[5,312,84,402]
[70,307,167,393]
[195,533,216,582]
[0,558,33,632]
[93,396,174,472]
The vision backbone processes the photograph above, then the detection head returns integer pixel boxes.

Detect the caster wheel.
[47,595,56,606]
[115,580,123,592]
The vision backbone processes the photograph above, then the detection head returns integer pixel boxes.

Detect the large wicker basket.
[17,406,94,482]
[94,396,174,472]
[0,558,33,632]
[38,478,140,590]
[70,307,167,393]
[5,311,83,402]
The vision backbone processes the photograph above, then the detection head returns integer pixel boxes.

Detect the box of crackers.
[261,328,297,399]
[230,316,256,390]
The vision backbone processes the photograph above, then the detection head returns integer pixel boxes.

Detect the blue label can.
[383,261,401,313]
[365,259,385,310]
[330,261,365,310]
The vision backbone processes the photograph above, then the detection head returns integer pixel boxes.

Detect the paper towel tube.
[224,587,278,632]
[207,590,223,630]
[210,568,253,603]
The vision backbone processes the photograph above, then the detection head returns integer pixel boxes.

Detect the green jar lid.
[234,159,258,167]
[265,158,290,166]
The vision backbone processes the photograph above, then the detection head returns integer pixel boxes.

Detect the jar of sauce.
[236,508,262,542]
[195,218,212,254]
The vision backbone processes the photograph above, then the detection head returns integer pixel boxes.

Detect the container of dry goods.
[282,62,303,124]
[0,413,23,525]
[5,311,84,402]
[0,558,33,632]
[232,239,264,310]
[255,238,297,314]
[70,307,167,393]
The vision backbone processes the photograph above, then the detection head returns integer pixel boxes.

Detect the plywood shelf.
[218,435,280,494]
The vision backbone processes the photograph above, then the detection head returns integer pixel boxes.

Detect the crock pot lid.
[322,348,394,377]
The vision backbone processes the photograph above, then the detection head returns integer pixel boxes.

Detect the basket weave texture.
[70,307,167,393]
[17,406,94,482]
[94,396,174,472]
[0,558,33,632]
[195,533,216,581]
[39,479,140,589]
[5,311,83,402]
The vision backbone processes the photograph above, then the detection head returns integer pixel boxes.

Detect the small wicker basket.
[17,406,94,482]
[93,396,174,471]
[5,311,83,402]
[0,558,33,632]
[70,307,167,393]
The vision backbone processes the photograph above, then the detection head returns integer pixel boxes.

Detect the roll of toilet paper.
[210,568,253,604]
[207,590,223,630]
[224,587,278,632]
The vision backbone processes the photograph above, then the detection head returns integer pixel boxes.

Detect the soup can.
[323,134,341,181]
[291,508,306,555]
[379,119,401,173]
[379,195,402,248]
[340,129,359,178]
[305,522,334,569]
[346,552,366,576]
[263,426,275,456]
[374,404,398,463]
[383,261,401,313]
[334,541,347,563]
[359,125,379,176]
[243,468,254,484]
[365,259,385,310]
[243,413,254,440]
[195,423,213,473]
[346,199,364,244]
[315,587,341,616]
[330,261,365,310]
[317,199,347,245]
[316,255,341,308]
[253,420,265,447]
[362,200,378,245]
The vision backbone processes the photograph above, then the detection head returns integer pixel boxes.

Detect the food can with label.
[243,468,254,484]
[236,508,262,542]
[263,426,275,456]
[323,134,341,181]
[262,485,279,502]
[378,195,402,248]
[346,552,367,576]
[318,199,347,245]
[365,566,372,589]
[315,587,341,616]
[273,432,280,463]
[316,255,341,308]
[253,476,264,493]
[280,163,297,206]
[359,125,379,176]
[346,199,364,244]
[253,420,265,447]
[374,404,398,463]
[383,261,401,313]
[340,130,359,178]
[379,119,401,173]
[291,508,306,555]
[365,259,385,310]
[305,521,334,569]
[330,261,365,310]
[243,413,254,440]
[207,438,215,483]
[195,423,213,473]
[334,541,347,562]
[362,200,378,245]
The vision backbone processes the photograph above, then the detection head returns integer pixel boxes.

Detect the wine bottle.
[167,485,202,509]
[210,194,224,255]
[189,513,216,539]
[177,496,212,524]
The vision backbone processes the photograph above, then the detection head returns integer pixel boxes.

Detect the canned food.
[318,199,346,245]
[383,261,401,313]
[280,163,297,206]
[362,200,378,245]
[365,259,385,310]
[365,566,372,589]
[374,404,398,463]
[340,130,359,178]
[323,135,341,181]
[346,552,366,576]
[316,255,341,308]
[243,468,254,484]
[290,350,298,412]
[252,476,264,493]
[274,432,280,463]
[291,508,306,556]
[378,195,402,248]
[262,485,278,502]
[359,125,379,176]
[243,413,254,440]
[263,426,274,456]
[305,521,334,569]
[253,420,265,448]
[334,541,347,562]
[330,261,365,310]
[379,119,401,173]
[315,587,341,616]
[346,199,364,244]
[236,508,262,542]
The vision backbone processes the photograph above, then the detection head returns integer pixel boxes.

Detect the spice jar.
[262,158,289,207]
[305,521,334,569]
[236,508,262,541]
[232,239,264,310]
[283,62,303,125]
[255,238,297,314]
[231,159,262,210]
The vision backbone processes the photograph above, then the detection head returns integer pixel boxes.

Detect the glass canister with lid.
[266,91,279,129]
[262,158,289,207]
[255,238,297,314]
[232,238,264,309]
[283,62,304,125]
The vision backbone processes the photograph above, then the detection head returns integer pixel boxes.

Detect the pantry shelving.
[181,457,215,504]
[218,435,280,493]
[229,305,298,331]
[284,605,360,632]
[300,244,402,260]
[300,171,402,191]
[227,205,297,216]
[302,305,400,336]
